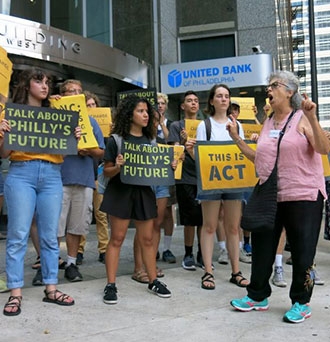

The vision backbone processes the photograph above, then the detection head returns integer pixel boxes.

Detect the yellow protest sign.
[50,94,99,149]
[173,145,184,180]
[264,98,273,116]
[195,141,258,198]
[0,46,13,100]
[88,107,112,138]
[185,119,202,139]
[322,154,330,180]
[241,123,263,140]
[231,97,256,121]
[157,144,184,180]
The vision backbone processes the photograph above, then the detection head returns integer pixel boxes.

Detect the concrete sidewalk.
[0,225,329,342]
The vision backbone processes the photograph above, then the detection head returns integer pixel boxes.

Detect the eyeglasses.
[265,81,289,92]
[65,88,83,95]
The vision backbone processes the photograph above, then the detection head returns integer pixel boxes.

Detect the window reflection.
[50,0,82,35]
[8,0,45,23]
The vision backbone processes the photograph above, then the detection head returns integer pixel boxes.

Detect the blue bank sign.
[160,54,274,94]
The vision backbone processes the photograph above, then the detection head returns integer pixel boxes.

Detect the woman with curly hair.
[100,95,171,304]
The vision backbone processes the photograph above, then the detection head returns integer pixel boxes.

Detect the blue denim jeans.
[5,160,63,288]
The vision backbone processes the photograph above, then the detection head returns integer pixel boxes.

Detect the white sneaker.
[218,248,228,265]
[312,265,324,285]
[239,248,251,264]
[272,266,287,287]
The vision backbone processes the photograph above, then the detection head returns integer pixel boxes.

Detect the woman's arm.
[103,153,125,178]
[0,118,12,158]
[226,115,256,162]
[300,94,330,154]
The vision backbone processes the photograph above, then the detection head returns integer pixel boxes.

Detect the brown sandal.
[157,267,164,278]
[230,271,249,288]
[3,295,22,316]
[43,289,74,306]
[131,271,149,284]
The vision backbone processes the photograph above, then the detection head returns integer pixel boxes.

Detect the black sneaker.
[162,250,176,263]
[76,253,84,265]
[103,283,118,304]
[148,279,171,298]
[32,268,43,286]
[98,253,105,264]
[65,263,83,282]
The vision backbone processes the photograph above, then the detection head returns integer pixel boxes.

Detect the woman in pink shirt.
[227,70,330,324]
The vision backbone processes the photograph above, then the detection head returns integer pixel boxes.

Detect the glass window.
[50,0,82,35]
[8,0,45,23]
[180,35,236,63]
[86,0,110,44]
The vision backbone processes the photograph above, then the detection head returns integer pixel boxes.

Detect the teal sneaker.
[283,302,311,323]
[230,296,269,312]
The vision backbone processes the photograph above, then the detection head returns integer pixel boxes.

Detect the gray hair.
[268,70,303,110]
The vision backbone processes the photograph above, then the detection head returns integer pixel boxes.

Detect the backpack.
[97,134,122,194]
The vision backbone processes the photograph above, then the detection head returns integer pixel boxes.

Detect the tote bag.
[241,164,277,232]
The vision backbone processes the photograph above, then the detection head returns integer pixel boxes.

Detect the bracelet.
[235,137,243,144]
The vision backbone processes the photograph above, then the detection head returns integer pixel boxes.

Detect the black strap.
[205,117,211,141]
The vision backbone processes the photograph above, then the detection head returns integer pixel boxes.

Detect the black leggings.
[247,192,324,304]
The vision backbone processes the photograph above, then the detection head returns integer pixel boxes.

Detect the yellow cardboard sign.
[322,154,330,179]
[185,119,202,139]
[264,98,273,116]
[88,107,112,138]
[173,145,184,180]
[50,94,99,149]
[231,97,256,121]
[241,123,263,140]
[0,46,13,99]
[158,144,184,180]
[195,141,258,193]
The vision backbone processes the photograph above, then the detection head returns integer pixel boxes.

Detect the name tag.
[269,129,281,138]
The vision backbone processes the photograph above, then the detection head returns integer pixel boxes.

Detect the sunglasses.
[265,81,289,92]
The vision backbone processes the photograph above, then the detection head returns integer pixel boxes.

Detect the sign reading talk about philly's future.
[117,88,157,107]
[4,103,79,154]
[120,141,175,186]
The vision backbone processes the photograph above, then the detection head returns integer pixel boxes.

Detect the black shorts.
[176,183,203,226]
[100,181,157,221]
[167,185,177,207]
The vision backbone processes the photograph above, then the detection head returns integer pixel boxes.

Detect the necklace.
[273,119,284,130]
[272,115,288,130]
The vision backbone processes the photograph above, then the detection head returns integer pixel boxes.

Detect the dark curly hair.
[12,68,52,107]
[204,84,231,116]
[111,95,154,140]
